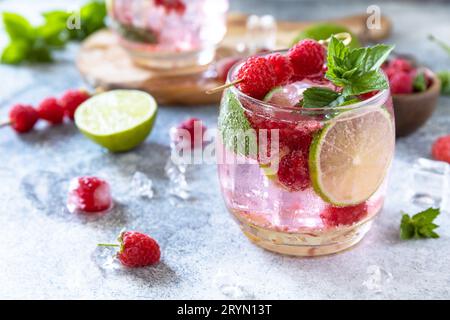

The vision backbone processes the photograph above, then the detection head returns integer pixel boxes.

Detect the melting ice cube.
[410,158,450,211]
[131,171,154,199]
[165,157,190,200]
[362,265,393,293]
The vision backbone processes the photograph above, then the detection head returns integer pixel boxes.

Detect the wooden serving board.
[76,13,392,106]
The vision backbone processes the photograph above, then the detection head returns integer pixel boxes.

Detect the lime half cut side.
[75,90,157,152]
[309,107,395,206]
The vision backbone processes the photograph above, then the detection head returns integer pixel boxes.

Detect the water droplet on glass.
[362,265,393,293]
[131,171,154,199]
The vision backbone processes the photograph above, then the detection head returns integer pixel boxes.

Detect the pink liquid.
[109,0,228,53]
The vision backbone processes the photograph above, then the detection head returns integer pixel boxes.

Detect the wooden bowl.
[393,71,441,137]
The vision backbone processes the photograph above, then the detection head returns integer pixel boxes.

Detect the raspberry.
[154,0,186,14]
[277,150,311,191]
[118,231,161,268]
[359,90,379,100]
[288,39,325,79]
[389,58,413,72]
[216,56,242,82]
[37,97,64,125]
[67,176,112,213]
[432,135,450,164]
[174,117,206,149]
[389,71,414,94]
[320,203,368,227]
[236,56,277,99]
[8,104,39,133]
[59,89,90,120]
[267,53,294,85]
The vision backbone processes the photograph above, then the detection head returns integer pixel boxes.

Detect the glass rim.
[226,50,390,113]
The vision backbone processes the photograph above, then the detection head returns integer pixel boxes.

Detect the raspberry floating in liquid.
[320,202,369,227]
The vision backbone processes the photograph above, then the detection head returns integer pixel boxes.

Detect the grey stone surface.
[0,0,450,299]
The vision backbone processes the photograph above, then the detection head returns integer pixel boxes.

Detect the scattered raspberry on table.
[67,176,112,213]
[8,104,39,133]
[432,135,450,164]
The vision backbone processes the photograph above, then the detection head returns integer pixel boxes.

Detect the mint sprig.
[302,37,394,108]
[400,208,440,240]
[1,0,106,65]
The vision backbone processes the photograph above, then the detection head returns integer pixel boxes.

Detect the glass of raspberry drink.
[217,36,395,256]
[107,0,229,70]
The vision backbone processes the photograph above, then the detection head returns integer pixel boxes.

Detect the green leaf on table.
[400,208,440,240]
[413,72,427,92]
[438,71,450,95]
[2,12,34,41]
[1,40,30,64]
[1,1,106,65]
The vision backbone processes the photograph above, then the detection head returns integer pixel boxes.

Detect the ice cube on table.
[131,172,154,199]
[410,158,450,212]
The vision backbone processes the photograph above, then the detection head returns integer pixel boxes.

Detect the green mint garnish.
[302,37,394,108]
[218,90,257,157]
[400,208,440,240]
[438,71,450,95]
[1,0,106,65]
[413,72,427,92]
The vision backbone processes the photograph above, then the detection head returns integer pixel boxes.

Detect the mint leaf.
[324,37,394,97]
[360,44,394,71]
[413,72,427,92]
[0,40,29,64]
[302,87,341,108]
[438,71,450,95]
[400,208,440,240]
[2,13,34,41]
[218,90,257,157]
[1,1,106,65]
[344,70,389,96]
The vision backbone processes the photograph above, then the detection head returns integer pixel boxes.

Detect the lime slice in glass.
[309,107,394,206]
[75,90,157,152]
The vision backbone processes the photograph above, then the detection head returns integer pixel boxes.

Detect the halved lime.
[75,90,157,152]
[309,107,394,206]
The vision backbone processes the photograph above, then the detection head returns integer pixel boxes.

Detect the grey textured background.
[0,0,450,299]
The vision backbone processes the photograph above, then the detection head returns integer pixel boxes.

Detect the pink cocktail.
[217,46,395,256]
[108,0,229,69]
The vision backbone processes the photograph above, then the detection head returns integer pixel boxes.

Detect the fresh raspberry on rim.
[288,39,326,79]
[267,53,294,86]
[432,135,450,164]
[236,56,277,99]
[8,104,39,133]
